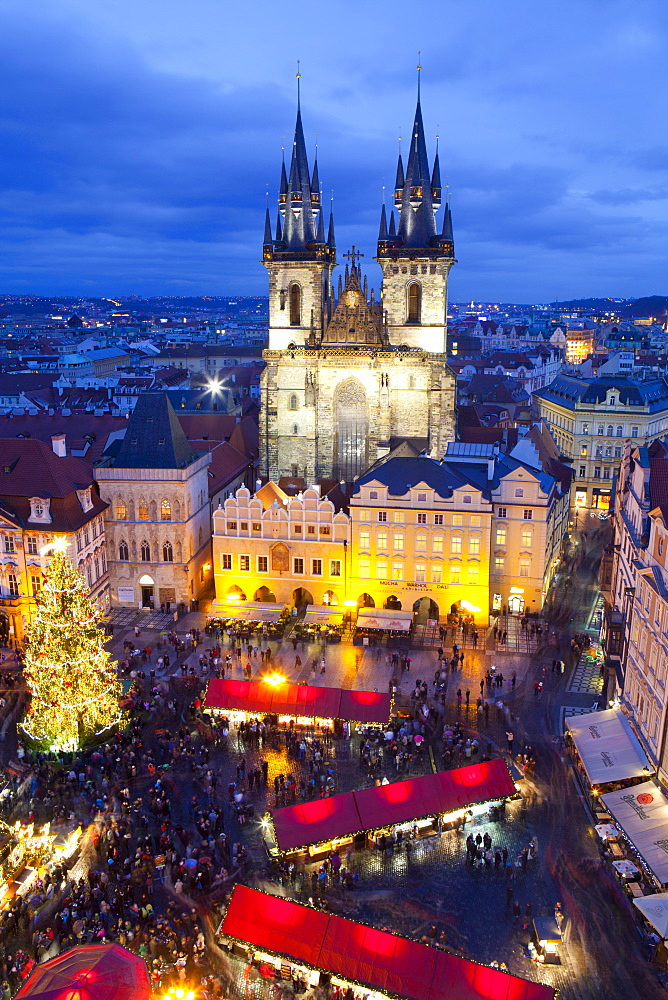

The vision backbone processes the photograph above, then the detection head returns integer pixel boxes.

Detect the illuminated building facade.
[534,374,668,509]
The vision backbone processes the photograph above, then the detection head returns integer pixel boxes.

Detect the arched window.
[289,394,299,411]
[116,500,127,521]
[607,425,613,437]
[118,540,129,561]
[292,424,298,435]
[140,540,151,562]
[407,282,421,323]
[161,499,171,521]
[289,283,301,325]
[616,426,623,437]
[163,541,173,562]
[138,500,149,521]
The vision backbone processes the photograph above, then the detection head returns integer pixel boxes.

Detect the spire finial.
[296,60,301,108]
[382,182,386,206]
[417,52,422,100]
[436,124,440,152]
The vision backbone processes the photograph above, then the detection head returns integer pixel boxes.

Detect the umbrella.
[184,858,198,869]
[613,859,639,876]
[595,823,619,841]
[15,944,150,1000]
[414,735,424,745]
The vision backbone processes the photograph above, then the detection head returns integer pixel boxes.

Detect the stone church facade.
[259,90,457,482]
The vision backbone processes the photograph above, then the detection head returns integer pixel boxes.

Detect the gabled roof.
[112,393,198,470]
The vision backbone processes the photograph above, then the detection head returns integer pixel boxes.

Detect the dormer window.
[29,498,51,524]
[77,487,93,512]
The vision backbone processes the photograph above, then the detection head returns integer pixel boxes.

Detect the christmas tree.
[21,539,125,752]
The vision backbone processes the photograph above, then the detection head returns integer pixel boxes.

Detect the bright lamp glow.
[263,672,287,686]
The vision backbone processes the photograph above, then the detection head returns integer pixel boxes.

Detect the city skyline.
[0,0,667,301]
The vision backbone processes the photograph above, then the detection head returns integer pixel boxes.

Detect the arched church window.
[161,499,171,521]
[118,540,129,561]
[138,500,149,521]
[289,394,298,411]
[163,541,173,562]
[290,283,301,326]
[407,282,421,323]
[140,540,151,562]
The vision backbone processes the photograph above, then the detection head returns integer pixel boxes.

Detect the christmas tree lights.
[21,539,125,752]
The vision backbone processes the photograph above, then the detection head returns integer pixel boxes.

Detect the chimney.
[51,434,66,457]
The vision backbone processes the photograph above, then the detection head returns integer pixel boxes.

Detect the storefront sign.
[378,581,448,591]
[117,587,135,603]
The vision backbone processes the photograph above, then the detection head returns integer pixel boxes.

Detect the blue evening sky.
[0,0,667,302]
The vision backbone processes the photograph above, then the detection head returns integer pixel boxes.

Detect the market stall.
[0,819,81,909]
[601,780,668,888]
[267,758,517,858]
[295,606,345,642]
[218,885,555,1000]
[15,943,151,1000]
[203,678,391,731]
[565,708,652,807]
[353,609,413,647]
[532,916,562,964]
[634,892,668,936]
[207,601,288,638]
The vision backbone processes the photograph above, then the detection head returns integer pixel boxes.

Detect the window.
[358,509,370,521]
[376,559,388,578]
[27,537,38,555]
[523,509,533,520]
[581,445,588,457]
[393,532,404,551]
[463,495,472,504]
[30,575,41,596]
[330,559,341,577]
[519,557,531,578]
[579,465,586,477]
[614,447,621,459]
[358,558,370,579]
[451,536,462,554]
[594,467,601,478]
[294,524,302,534]
[582,423,589,434]
[515,488,524,498]
[140,541,150,561]
[467,563,479,585]
[598,424,604,435]
[407,282,421,323]
[452,514,463,526]
[76,533,82,553]
[138,500,149,521]
[312,559,322,575]
[116,501,127,521]
[289,283,301,325]
[417,512,427,524]
[8,573,18,597]
[3,535,14,554]
[431,563,442,584]
[289,394,298,410]
[607,425,613,436]
[616,425,623,437]
[433,535,444,553]
[221,553,232,570]
[416,533,427,552]
[258,556,268,572]
[392,559,403,580]
[469,535,481,555]
[494,555,504,573]
[252,522,261,531]
[84,528,90,547]
[293,557,304,574]
[227,521,237,531]
[603,468,611,479]
[470,515,481,527]
[378,511,387,522]
[394,511,404,523]
[163,541,173,562]
[631,426,639,437]
[319,526,330,536]
[417,492,426,502]
[415,561,426,583]
[449,562,461,584]
[307,525,315,535]
[377,531,388,549]
[434,514,444,525]
[521,529,532,547]
[497,507,507,518]
[161,499,171,521]
[495,526,507,546]
[119,540,129,561]
[359,529,370,549]
[369,491,378,500]
[92,520,98,539]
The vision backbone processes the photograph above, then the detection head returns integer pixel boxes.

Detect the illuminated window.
[469,535,481,555]
[449,562,461,584]
[359,529,370,549]
[392,559,403,580]
[431,563,442,584]
[519,557,531,578]
[138,500,149,521]
[358,558,370,579]
[377,531,388,550]
[494,555,504,573]
[433,535,444,553]
[116,501,127,521]
[415,561,426,583]
[394,511,404,523]
[358,509,370,521]
[521,529,532,547]
[496,527,507,546]
[393,532,404,551]
[467,563,479,585]
[470,515,481,527]
[330,559,341,577]
[452,514,463,526]
[30,574,41,596]
[416,533,427,552]
[253,522,261,531]
[161,499,171,521]
[451,536,462,554]
[376,559,388,578]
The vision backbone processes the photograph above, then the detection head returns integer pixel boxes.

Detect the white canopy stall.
[208,601,286,622]
[601,780,668,886]
[356,609,412,632]
[634,892,668,937]
[565,708,652,784]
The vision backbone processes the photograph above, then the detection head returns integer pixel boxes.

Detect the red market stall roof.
[15,944,151,1000]
[220,886,554,1000]
[271,759,516,852]
[203,679,390,724]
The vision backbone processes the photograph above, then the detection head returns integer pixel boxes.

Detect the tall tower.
[262,89,336,352]
[375,86,455,353]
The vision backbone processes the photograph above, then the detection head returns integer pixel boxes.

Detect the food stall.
[532,916,562,964]
[353,609,413,647]
[15,943,151,1000]
[601,780,668,889]
[0,819,81,910]
[265,759,517,860]
[565,708,653,810]
[207,601,288,639]
[294,605,345,643]
[218,885,555,1000]
[203,678,391,732]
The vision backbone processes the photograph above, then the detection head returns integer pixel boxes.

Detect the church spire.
[263,205,272,246]
[378,203,388,241]
[327,204,336,248]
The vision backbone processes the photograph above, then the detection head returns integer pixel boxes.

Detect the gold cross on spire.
[342,246,364,266]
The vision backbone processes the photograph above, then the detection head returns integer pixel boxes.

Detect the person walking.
[465,689,470,708]
[457,689,462,706]
[506,730,514,753]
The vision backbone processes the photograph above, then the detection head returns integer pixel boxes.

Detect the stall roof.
[271,759,516,853]
[303,605,344,623]
[203,679,390,724]
[208,601,285,622]
[220,886,554,1000]
[633,892,668,937]
[601,780,668,885]
[357,609,412,631]
[565,708,652,784]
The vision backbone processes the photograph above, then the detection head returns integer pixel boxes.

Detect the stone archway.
[413,597,439,622]
[333,378,368,481]
[384,594,402,610]
[254,586,276,602]
[357,593,375,608]
[322,590,339,606]
[292,587,314,609]
[226,584,247,601]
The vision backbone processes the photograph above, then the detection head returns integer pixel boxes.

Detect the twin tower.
[259,87,457,482]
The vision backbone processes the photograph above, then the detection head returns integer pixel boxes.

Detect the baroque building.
[260,88,457,483]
